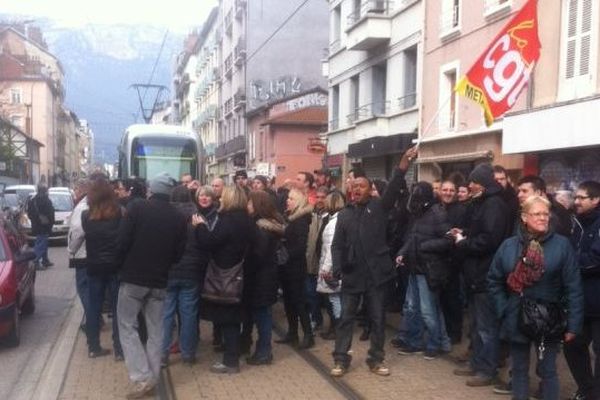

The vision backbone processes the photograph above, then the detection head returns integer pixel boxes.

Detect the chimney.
[26,26,47,49]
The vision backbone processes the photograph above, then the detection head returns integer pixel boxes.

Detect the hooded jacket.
[571,208,600,317]
[457,174,511,293]
[281,204,313,280]
[245,217,285,307]
[488,226,583,343]
[168,202,209,282]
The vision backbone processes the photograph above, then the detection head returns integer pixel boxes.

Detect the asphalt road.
[0,245,76,400]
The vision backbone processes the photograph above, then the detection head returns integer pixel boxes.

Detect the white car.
[21,191,74,243]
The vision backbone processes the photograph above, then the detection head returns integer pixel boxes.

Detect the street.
[0,245,75,400]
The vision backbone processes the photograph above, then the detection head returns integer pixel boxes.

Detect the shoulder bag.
[202,256,245,305]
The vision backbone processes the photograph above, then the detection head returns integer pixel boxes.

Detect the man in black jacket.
[329,147,415,377]
[27,184,55,269]
[564,180,600,400]
[451,163,510,387]
[117,173,186,399]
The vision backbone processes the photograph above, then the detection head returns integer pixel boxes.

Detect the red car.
[0,217,36,347]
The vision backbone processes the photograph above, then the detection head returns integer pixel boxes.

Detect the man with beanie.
[117,172,187,399]
[451,163,510,387]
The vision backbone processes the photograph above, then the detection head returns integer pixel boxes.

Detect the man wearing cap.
[450,163,511,387]
[117,172,187,399]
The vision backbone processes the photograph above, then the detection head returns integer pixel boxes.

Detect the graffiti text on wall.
[250,76,302,103]
[286,92,327,111]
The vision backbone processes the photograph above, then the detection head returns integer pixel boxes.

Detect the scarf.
[507,235,545,293]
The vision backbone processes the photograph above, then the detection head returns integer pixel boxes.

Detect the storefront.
[347,133,416,181]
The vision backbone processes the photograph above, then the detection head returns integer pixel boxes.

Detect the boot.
[298,335,315,350]
[359,324,370,341]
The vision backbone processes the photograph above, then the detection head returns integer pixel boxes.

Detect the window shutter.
[566,0,578,79]
[579,0,593,76]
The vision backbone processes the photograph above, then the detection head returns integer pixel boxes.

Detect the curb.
[31,300,83,400]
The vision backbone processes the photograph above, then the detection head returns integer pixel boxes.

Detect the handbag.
[201,257,245,305]
[518,295,566,359]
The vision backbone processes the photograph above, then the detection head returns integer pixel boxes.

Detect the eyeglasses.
[527,212,550,219]
[574,195,591,201]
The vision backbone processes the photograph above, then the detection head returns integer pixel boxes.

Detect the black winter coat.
[571,208,600,317]
[82,210,122,276]
[398,203,453,290]
[118,194,187,289]
[332,168,407,293]
[27,194,55,235]
[196,209,254,324]
[457,184,511,293]
[244,218,285,307]
[280,206,312,281]
[168,202,208,282]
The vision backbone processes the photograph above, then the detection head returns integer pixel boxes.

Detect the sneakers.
[423,350,439,360]
[126,380,156,399]
[88,348,111,358]
[369,362,390,376]
[210,362,240,374]
[330,363,347,377]
[246,354,273,366]
[466,375,495,387]
[453,366,476,376]
[571,390,587,400]
[492,380,512,395]
[390,338,407,348]
[397,345,423,355]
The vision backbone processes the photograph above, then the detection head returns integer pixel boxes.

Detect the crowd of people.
[57,146,600,400]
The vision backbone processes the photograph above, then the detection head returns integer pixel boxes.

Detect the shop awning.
[348,133,416,158]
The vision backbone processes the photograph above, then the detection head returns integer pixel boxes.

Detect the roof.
[262,106,327,126]
[0,27,64,74]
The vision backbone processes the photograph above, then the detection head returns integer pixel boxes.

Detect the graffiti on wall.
[250,76,302,103]
[286,92,327,111]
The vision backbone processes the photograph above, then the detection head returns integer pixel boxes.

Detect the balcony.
[398,92,417,111]
[235,0,246,19]
[224,54,233,78]
[215,135,246,159]
[224,98,234,117]
[329,119,339,131]
[345,0,394,51]
[329,38,341,55]
[225,10,233,35]
[234,41,246,66]
[233,92,246,111]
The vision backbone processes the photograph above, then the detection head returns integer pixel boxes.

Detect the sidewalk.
[58,304,579,400]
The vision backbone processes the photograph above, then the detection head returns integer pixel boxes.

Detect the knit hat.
[234,170,248,179]
[407,181,434,214]
[149,172,176,196]
[468,163,496,189]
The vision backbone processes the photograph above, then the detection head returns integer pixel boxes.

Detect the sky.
[1,0,217,32]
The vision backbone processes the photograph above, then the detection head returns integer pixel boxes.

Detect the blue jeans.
[161,279,199,360]
[253,306,273,357]
[75,268,89,322]
[403,274,451,352]
[87,273,122,355]
[511,342,559,400]
[305,274,322,327]
[469,292,500,378]
[329,293,341,319]
[33,234,49,264]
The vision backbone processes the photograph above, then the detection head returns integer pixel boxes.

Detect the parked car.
[3,185,36,205]
[0,217,36,347]
[21,191,74,243]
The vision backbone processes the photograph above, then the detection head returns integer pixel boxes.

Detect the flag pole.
[415,93,453,150]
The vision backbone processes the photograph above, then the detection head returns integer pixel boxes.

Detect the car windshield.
[49,193,74,212]
[3,194,20,208]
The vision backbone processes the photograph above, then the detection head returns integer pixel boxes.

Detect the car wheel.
[22,285,35,316]
[5,306,21,347]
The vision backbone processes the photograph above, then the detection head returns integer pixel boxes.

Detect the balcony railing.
[349,101,390,123]
[234,41,246,66]
[215,135,246,159]
[329,118,339,131]
[398,92,417,110]
[224,54,233,78]
[347,0,394,28]
[233,92,246,111]
[224,98,234,117]
[329,38,341,54]
[225,10,233,35]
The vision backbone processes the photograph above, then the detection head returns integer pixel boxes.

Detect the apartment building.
[192,8,220,182]
[173,32,200,130]
[0,25,69,185]
[325,0,422,182]
[503,0,600,191]
[215,0,328,182]
[418,0,529,182]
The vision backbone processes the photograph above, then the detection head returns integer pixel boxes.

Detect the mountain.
[42,23,184,164]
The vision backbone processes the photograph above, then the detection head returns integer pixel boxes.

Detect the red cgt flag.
[455,0,541,126]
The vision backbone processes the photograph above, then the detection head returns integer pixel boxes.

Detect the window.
[331,85,340,130]
[372,62,387,116]
[349,75,360,124]
[10,88,22,104]
[331,5,342,53]
[559,0,598,100]
[10,115,23,128]
[440,0,461,37]
[438,62,459,132]
[402,46,418,109]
